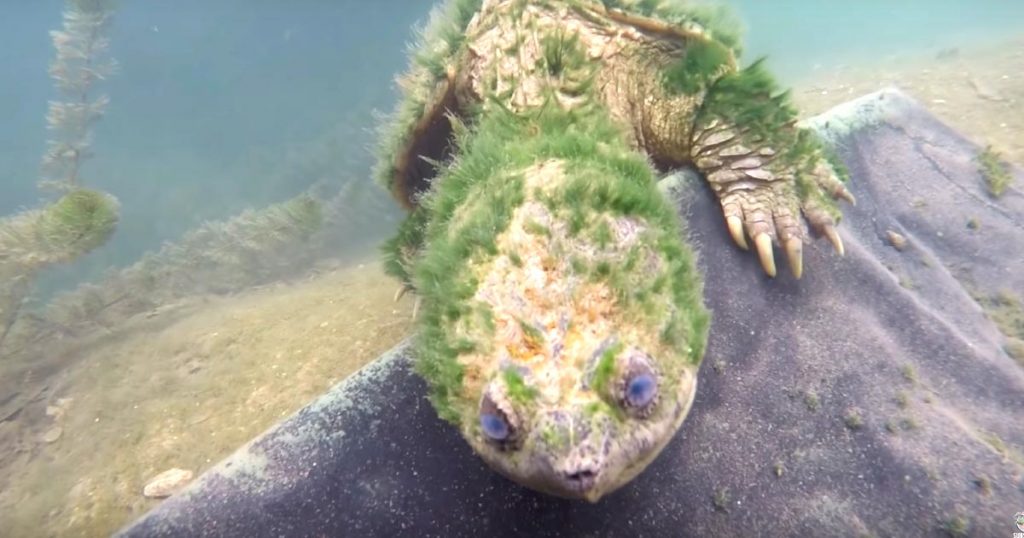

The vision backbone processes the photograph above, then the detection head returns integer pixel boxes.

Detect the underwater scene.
[1,0,1022,536]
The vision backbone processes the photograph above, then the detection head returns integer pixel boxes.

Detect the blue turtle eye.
[479,391,522,450]
[481,412,510,441]
[625,373,657,409]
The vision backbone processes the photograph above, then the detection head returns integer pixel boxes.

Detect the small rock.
[970,78,1004,102]
[42,426,62,444]
[886,230,908,251]
[143,468,194,498]
[45,405,64,420]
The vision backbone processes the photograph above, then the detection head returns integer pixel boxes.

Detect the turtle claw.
[754,234,776,277]
[837,187,857,206]
[412,296,422,321]
[394,284,413,303]
[726,215,748,250]
[711,165,851,276]
[811,160,856,206]
[823,225,845,257]
[395,284,421,321]
[784,238,803,279]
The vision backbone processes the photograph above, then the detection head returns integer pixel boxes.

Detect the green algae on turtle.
[375,0,853,501]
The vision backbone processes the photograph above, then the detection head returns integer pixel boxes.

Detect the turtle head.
[464,334,697,502]
[417,159,707,501]
[414,155,708,501]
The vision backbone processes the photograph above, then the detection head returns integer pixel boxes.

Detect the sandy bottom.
[0,35,1020,538]
[0,260,414,537]
[792,36,1024,164]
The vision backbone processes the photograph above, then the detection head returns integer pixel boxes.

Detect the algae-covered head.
[413,151,709,501]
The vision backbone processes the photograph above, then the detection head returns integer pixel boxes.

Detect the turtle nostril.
[564,468,598,491]
[567,469,595,481]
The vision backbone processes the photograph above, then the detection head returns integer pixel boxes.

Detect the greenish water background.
[1,0,1021,295]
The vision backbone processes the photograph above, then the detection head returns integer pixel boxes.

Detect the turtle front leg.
[690,62,854,278]
[383,206,427,318]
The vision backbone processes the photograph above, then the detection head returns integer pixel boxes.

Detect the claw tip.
[726,215,748,250]
[824,226,845,257]
[754,234,776,277]
[785,238,803,279]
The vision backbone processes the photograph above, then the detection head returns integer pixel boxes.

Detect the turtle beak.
[543,409,612,501]
[561,464,602,499]
[478,408,619,502]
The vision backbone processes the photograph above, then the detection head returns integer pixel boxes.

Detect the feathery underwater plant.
[41,0,118,193]
[32,193,327,339]
[7,126,401,353]
[0,0,120,354]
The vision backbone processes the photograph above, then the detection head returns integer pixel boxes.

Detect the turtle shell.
[374,0,742,210]
[373,0,482,210]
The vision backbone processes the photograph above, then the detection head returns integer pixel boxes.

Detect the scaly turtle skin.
[374,0,853,502]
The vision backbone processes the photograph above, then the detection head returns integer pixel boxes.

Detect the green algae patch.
[591,341,624,394]
[596,0,744,53]
[503,368,539,403]
[662,38,733,95]
[540,28,587,76]
[381,204,429,285]
[975,289,1024,366]
[701,59,798,143]
[977,145,1012,198]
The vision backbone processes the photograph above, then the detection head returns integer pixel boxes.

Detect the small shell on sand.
[886,230,908,251]
[143,468,194,498]
[42,426,63,444]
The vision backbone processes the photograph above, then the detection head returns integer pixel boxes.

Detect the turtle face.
[464,341,696,501]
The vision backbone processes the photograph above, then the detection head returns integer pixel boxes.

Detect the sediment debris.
[886,230,908,251]
[143,468,194,498]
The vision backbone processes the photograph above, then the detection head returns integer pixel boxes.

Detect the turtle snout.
[563,465,599,493]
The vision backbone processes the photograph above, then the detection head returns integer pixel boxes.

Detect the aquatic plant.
[2,0,400,355]
[40,0,118,193]
[940,514,970,537]
[38,193,326,331]
[0,190,118,269]
[977,145,1012,198]
[0,0,120,354]
[974,289,1024,366]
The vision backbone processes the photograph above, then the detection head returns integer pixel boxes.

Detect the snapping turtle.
[375,0,853,502]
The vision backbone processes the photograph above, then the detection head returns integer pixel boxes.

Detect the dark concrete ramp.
[118,90,1024,538]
